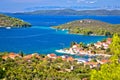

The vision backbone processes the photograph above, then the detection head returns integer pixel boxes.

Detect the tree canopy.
[91,33,120,80]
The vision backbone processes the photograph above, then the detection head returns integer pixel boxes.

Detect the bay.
[0,14,119,56]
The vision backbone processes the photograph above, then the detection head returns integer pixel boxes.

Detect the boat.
[56,49,70,54]
[55,49,76,55]
[6,27,11,29]
[62,29,65,31]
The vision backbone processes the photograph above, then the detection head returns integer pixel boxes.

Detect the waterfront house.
[47,53,57,59]
[94,41,102,48]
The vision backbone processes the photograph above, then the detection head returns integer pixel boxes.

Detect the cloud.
[76,0,85,3]
[86,1,96,4]
[9,0,41,3]
[76,0,97,4]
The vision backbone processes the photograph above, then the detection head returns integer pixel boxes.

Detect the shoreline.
[52,27,107,37]
[55,49,111,57]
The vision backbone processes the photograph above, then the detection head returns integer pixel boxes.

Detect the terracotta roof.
[2,56,8,60]
[2,52,21,60]
[23,55,33,60]
[96,42,102,45]
[23,54,40,60]
[67,57,74,61]
[48,53,56,57]
[107,38,112,41]
[101,60,110,63]
[85,62,98,65]
[57,56,62,58]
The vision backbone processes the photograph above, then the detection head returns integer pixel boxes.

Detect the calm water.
[0,14,120,56]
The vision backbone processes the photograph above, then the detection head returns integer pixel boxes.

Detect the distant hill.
[17,9,120,16]
[0,14,31,28]
[53,19,120,36]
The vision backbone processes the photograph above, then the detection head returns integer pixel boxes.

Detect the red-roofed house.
[23,53,40,60]
[2,52,21,60]
[84,62,99,68]
[106,38,112,44]
[94,42,102,48]
[67,57,74,61]
[47,53,57,59]
[99,59,110,64]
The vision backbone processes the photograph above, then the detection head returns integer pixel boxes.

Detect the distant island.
[53,19,120,36]
[15,9,120,16]
[0,14,31,28]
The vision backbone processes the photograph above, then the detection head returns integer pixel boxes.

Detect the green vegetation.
[0,14,31,28]
[53,19,120,36]
[90,33,120,80]
[0,54,90,80]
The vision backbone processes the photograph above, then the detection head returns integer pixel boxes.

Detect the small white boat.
[62,29,65,31]
[56,49,69,54]
[6,27,11,29]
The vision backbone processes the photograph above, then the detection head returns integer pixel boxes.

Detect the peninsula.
[0,14,31,28]
[53,19,120,36]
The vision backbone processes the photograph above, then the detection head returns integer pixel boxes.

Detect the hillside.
[18,9,120,16]
[53,19,120,36]
[0,14,31,28]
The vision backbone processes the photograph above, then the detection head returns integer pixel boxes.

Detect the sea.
[0,14,120,57]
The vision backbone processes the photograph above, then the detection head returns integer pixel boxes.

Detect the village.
[1,37,112,69]
[0,36,120,80]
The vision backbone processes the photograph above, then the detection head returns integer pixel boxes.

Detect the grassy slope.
[0,14,31,27]
[53,19,120,36]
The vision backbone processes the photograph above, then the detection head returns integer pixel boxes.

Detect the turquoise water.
[0,14,119,56]
[0,26,106,56]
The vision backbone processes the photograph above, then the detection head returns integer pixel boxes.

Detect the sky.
[0,0,120,12]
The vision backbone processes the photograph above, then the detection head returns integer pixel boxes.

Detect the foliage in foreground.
[0,56,90,80]
[91,33,120,80]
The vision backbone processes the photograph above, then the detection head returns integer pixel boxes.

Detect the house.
[47,53,57,59]
[102,42,109,49]
[23,53,40,60]
[106,38,112,44]
[8,53,21,59]
[2,55,8,60]
[72,44,79,49]
[2,52,21,60]
[94,42,102,48]
[61,55,74,61]
[77,58,88,63]
[61,55,69,59]
[67,56,74,61]
[84,62,99,68]
[99,59,110,64]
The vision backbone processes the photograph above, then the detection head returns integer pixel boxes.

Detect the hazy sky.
[0,0,120,12]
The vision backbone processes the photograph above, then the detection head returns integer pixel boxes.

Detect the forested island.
[0,14,31,28]
[16,9,120,16]
[53,19,120,36]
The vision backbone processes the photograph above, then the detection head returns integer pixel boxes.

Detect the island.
[16,9,120,16]
[53,19,120,36]
[0,14,31,28]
